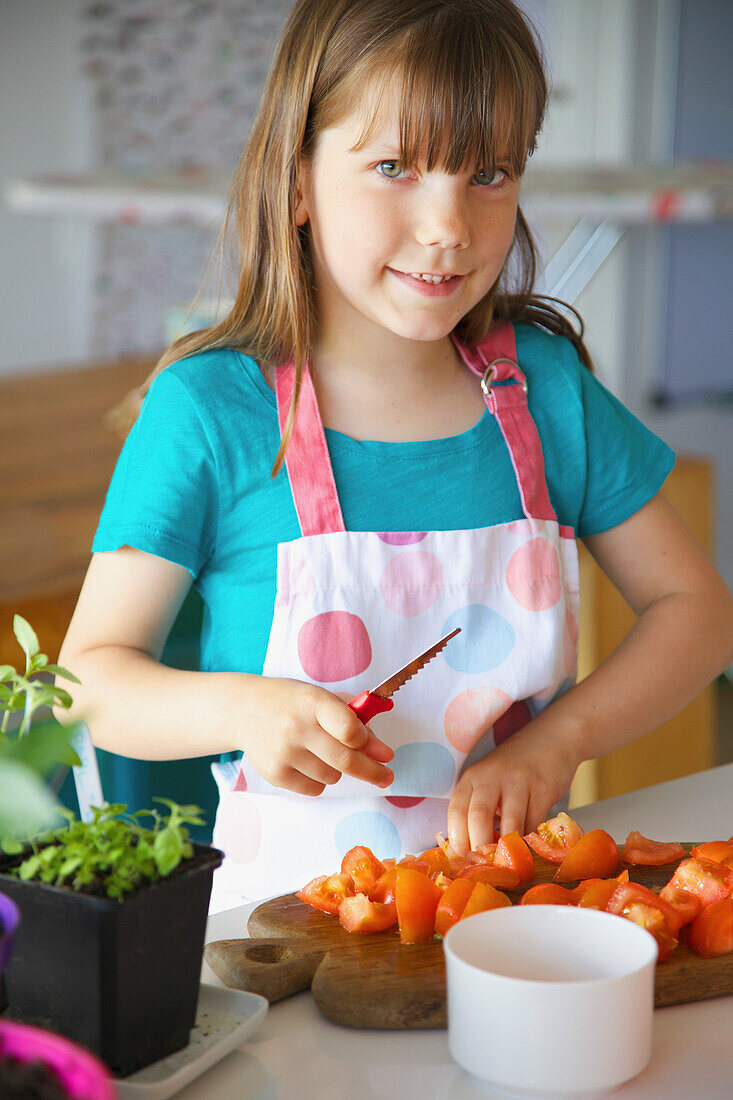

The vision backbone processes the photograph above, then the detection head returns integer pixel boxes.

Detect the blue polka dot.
[442,606,515,673]
[334,812,401,861]
[389,742,456,796]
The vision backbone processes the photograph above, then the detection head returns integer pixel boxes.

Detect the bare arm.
[448,493,733,851]
[56,548,394,792]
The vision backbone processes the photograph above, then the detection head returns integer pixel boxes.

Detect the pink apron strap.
[275,360,345,536]
[451,324,557,523]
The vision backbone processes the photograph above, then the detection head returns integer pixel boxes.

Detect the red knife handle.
[348,691,395,724]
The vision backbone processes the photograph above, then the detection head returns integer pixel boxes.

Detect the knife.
[347,627,461,724]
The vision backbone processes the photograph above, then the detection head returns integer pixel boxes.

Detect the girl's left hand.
[446,720,581,856]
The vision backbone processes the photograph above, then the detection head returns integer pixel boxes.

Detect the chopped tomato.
[555,829,619,882]
[658,883,703,930]
[493,831,535,886]
[297,871,355,915]
[465,842,498,865]
[338,893,397,934]
[687,897,733,959]
[620,831,686,866]
[381,858,397,870]
[369,865,399,904]
[690,841,733,869]
[520,883,578,906]
[607,882,680,959]
[460,880,512,920]
[340,846,386,894]
[435,833,469,876]
[434,878,474,936]
[416,846,451,876]
[395,866,442,944]
[575,871,629,911]
[524,812,584,864]
[432,872,454,892]
[455,864,520,890]
[665,857,732,907]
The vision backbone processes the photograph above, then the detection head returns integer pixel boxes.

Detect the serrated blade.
[371,627,461,700]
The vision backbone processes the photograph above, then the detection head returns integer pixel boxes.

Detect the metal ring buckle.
[480,357,528,397]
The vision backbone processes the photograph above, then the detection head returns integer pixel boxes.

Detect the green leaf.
[1,719,81,774]
[50,687,73,710]
[0,760,63,838]
[153,826,184,876]
[30,653,49,671]
[0,665,16,684]
[44,664,81,685]
[13,616,40,662]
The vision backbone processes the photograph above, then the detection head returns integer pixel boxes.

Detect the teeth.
[408,272,455,284]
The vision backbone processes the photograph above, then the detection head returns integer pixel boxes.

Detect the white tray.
[115,984,268,1098]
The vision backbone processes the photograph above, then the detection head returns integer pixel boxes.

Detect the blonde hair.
[109,0,593,474]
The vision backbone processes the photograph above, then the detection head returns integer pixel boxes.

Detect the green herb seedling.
[0,615,80,741]
[10,799,206,900]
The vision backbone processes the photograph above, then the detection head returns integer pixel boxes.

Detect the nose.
[413,179,470,251]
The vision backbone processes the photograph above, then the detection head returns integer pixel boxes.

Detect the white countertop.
[186,764,733,1100]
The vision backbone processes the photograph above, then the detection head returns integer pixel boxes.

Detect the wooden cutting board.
[204,846,733,1028]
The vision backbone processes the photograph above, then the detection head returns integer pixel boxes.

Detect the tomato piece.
[665,857,732,907]
[340,846,386,894]
[690,841,733,869]
[524,812,585,863]
[434,878,475,936]
[432,872,454,892]
[395,866,442,944]
[435,833,469,877]
[493,831,535,886]
[338,893,397,934]
[297,871,355,915]
[455,864,520,890]
[687,897,733,959]
[658,883,703,930]
[607,882,680,959]
[460,881,512,920]
[369,865,399,904]
[620,831,686,866]
[555,829,619,882]
[416,846,451,876]
[575,871,629,910]
[465,842,498,865]
[520,883,578,906]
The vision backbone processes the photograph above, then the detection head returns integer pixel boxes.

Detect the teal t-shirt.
[93,324,674,676]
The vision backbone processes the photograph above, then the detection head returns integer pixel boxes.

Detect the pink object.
[0,1019,115,1100]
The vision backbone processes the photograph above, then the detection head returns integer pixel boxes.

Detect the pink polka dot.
[379,551,444,617]
[506,538,562,611]
[386,796,425,808]
[493,699,533,746]
[564,609,579,675]
[298,611,372,682]
[376,532,428,545]
[444,687,513,752]
[233,769,247,792]
[216,793,262,864]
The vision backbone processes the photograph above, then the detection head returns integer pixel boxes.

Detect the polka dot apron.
[210,323,580,906]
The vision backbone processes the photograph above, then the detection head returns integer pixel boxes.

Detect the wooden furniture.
[0,358,716,801]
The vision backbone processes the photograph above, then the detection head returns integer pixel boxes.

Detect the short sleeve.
[577,366,675,538]
[92,369,219,577]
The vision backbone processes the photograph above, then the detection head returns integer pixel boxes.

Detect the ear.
[294,189,309,227]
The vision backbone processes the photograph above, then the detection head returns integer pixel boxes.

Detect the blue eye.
[377,161,404,179]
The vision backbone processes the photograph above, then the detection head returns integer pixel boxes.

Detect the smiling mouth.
[391,269,462,284]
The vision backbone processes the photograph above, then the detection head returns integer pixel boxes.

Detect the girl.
[58,0,733,908]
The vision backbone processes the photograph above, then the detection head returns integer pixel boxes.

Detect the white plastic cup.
[443,905,657,1099]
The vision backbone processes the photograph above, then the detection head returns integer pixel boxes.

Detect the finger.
[290,748,343,787]
[362,726,395,763]
[272,767,326,797]
[498,788,530,838]
[315,696,371,751]
[447,783,473,857]
[316,731,394,789]
[525,791,555,836]
[467,790,501,852]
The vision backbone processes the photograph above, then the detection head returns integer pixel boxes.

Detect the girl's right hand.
[233,676,395,796]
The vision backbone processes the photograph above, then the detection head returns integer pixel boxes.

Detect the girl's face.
[297,85,522,354]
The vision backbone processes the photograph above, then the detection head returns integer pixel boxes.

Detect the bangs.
[329,6,546,177]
